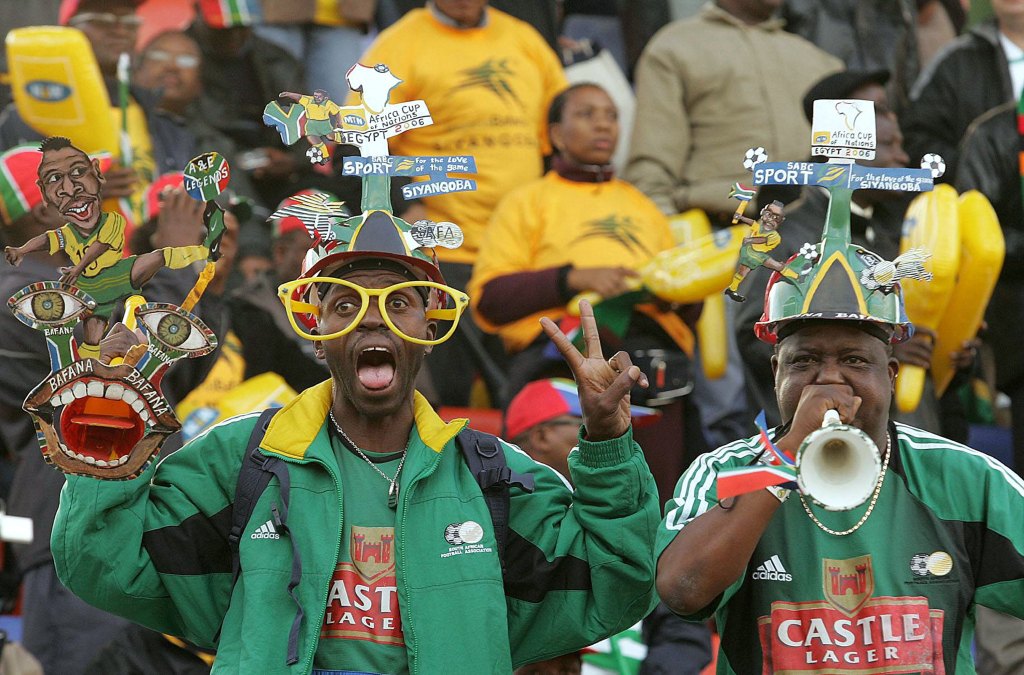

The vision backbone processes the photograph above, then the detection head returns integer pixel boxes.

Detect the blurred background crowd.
[0,0,1020,673]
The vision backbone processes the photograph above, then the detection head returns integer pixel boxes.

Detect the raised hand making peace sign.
[540,299,649,442]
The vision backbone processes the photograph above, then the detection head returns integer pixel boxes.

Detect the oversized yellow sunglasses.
[277,277,470,346]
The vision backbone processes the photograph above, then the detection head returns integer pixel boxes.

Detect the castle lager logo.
[823,554,874,616]
[351,526,395,583]
[756,553,947,672]
[321,526,403,645]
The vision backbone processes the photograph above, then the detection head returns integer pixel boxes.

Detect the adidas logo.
[752,554,792,582]
[251,520,280,540]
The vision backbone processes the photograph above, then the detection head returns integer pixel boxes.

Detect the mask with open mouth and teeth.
[5,146,235,479]
[9,275,218,479]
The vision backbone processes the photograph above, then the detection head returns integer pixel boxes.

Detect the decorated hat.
[802,70,890,123]
[746,99,938,345]
[753,189,916,344]
[271,188,343,239]
[299,209,456,287]
[0,146,43,225]
[4,140,112,227]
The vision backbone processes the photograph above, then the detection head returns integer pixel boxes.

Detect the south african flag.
[198,0,261,28]
[0,146,43,224]
[728,182,755,202]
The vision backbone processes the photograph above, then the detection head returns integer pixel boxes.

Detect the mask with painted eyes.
[9,146,232,479]
[14,287,219,479]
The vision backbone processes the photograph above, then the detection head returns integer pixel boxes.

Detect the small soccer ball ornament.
[798,242,820,262]
[920,153,945,179]
[306,145,326,165]
[743,147,768,172]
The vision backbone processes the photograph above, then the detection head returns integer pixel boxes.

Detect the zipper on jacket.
[395,446,444,674]
[300,455,344,673]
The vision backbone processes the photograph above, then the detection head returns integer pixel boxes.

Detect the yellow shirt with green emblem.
[354,7,567,263]
[469,172,695,354]
[749,222,781,253]
[47,211,126,278]
[299,95,341,121]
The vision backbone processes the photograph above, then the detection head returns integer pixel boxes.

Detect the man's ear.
[92,158,105,185]
[424,318,437,354]
[530,424,552,452]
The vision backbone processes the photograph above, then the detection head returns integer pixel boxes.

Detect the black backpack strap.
[263,459,303,665]
[227,408,280,584]
[456,427,535,577]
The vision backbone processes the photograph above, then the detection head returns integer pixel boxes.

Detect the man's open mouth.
[356,345,397,391]
[24,361,180,479]
[64,198,95,223]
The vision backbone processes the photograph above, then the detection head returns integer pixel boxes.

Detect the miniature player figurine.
[277,89,342,164]
[724,200,797,302]
[3,137,225,358]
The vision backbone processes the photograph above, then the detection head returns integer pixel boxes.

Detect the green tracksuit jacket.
[52,381,660,673]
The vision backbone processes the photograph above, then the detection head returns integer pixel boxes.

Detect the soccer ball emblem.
[743,147,768,171]
[910,553,930,576]
[920,153,945,179]
[306,146,326,165]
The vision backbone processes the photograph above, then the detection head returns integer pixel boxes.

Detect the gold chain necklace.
[329,410,407,508]
[799,431,891,536]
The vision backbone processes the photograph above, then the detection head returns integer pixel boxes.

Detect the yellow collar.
[260,381,467,459]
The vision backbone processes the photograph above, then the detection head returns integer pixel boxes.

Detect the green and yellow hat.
[754,189,922,345]
[298,209,462,285]
[294,172,463,285]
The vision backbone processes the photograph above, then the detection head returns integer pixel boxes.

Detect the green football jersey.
[657,423,1024,674]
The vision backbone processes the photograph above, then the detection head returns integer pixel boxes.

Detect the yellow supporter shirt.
[750,222,781,252]
[299,95,342,121]
[354,8,567,264]
[469,172,695,354]
[47,211,126,278]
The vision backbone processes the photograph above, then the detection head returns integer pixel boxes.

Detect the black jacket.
[956,101,1024,389]
[903,18,1013,183]
[1,255,65,574]
[227,272,329,392]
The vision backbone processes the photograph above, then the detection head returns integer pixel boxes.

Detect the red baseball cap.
[504,378,658,439]
[59,0,144,26]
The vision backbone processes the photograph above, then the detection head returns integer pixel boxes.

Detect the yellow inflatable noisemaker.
[6,27,119,156]
[931,191,1003,396]
[670,210,738,380]
[569,209,744,379]
[896,186,1003,411]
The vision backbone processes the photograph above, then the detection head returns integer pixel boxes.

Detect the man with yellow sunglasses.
[52,192,661,673]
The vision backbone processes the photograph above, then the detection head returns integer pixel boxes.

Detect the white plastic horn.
[796,410,881,511]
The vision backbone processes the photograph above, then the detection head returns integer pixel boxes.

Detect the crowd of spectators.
[0,0,1020,673]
